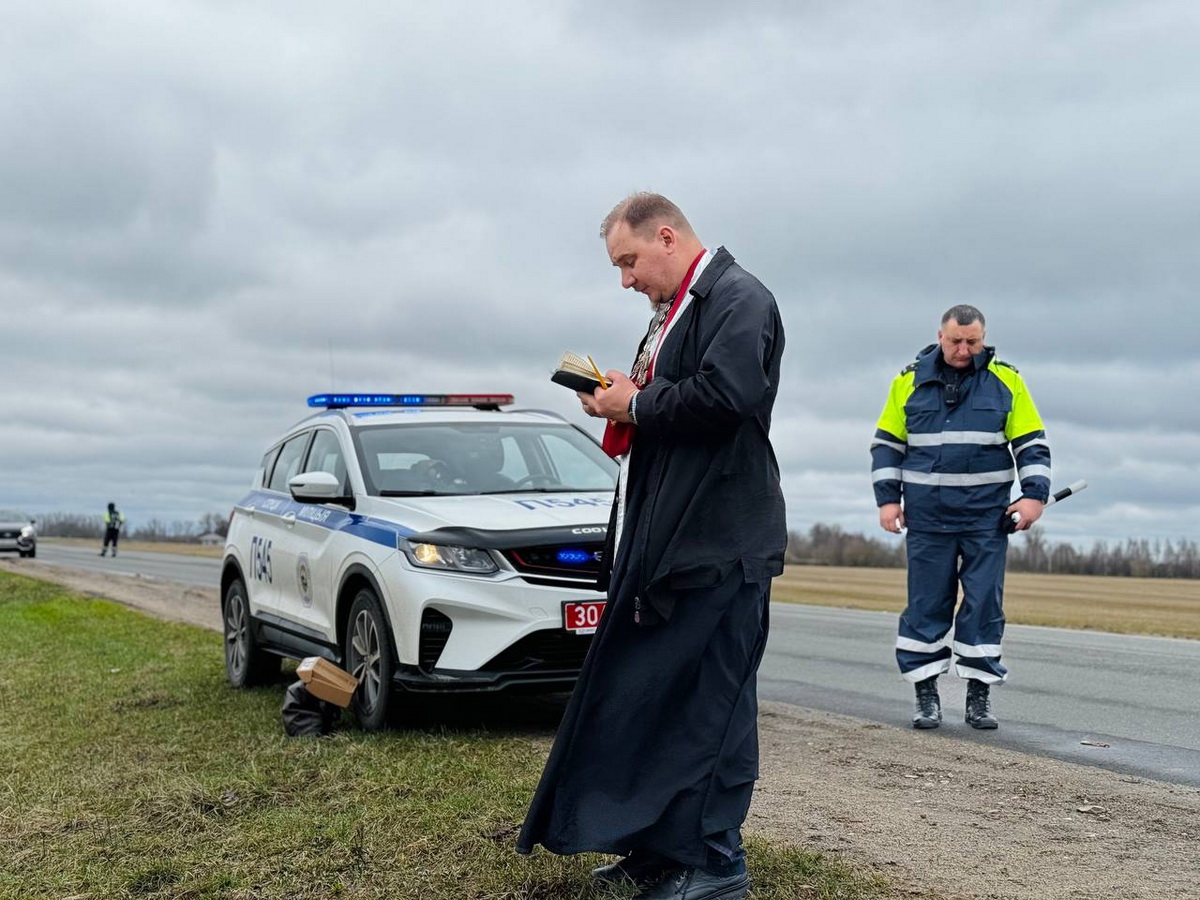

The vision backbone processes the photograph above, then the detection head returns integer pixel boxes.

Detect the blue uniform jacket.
[871,344,1051,533]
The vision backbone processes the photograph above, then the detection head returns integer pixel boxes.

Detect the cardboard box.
[296,656,359,708]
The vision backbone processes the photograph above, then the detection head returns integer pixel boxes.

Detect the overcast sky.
[2,1,1197,549]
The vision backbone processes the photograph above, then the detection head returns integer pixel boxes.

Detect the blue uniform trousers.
[896,529,1009,684]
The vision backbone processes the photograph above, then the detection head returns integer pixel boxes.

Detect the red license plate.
[562,600,606,634]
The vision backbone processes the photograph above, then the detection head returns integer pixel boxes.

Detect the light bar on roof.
[307,393,514,409]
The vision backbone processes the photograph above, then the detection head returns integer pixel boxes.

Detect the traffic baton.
[1006,479,1088,532]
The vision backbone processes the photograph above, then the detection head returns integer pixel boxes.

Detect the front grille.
[482,629,593,672]
[0,531,18,540]
[419,609,453,671]
[503,542,604,590]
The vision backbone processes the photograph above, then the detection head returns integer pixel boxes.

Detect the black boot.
[592,851,675,889]
[912,676,942,729]
[965,680,998,729]
[632,866,750,900]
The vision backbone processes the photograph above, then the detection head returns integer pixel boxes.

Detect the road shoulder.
[754,702,1200,899]
[2,558,221,631]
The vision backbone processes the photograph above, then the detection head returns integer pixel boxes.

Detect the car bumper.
[392,662,584,694]
[382,560,602,690]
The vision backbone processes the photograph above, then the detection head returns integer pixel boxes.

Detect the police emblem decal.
[297,554,313,607]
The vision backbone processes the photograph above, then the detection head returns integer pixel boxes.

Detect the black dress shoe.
[632,867,750,900]
[591,852,674,888]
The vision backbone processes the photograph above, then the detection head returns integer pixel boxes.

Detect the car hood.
[0,521,32,530]
[370,491,613,535]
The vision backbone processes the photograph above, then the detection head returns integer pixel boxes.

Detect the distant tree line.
[33,511,230,542]
[1006,528,1200,578]
[786,523,1200,579]
[785,523,905,568]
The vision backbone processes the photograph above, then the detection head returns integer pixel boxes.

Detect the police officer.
[99,502,125,557]
[871,305,1051,729]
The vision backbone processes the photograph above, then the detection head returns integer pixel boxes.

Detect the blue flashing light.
[556,548,594,566]
[307,393,514,409]
[308,394,404,408]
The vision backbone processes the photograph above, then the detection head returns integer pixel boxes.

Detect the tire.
[27,546,35,559]
[344,588,396,731]
[223,578,278,687]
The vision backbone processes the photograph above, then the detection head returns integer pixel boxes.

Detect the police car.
[221,393,616,729]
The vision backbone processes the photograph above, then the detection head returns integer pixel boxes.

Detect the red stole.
[601,250,705,458]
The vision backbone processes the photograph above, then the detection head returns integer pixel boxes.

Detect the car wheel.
[27,546,35,559]
[223,578,277,687]
[345,588,396,731]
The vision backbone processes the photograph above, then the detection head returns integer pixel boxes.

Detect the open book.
[551,351,609,393]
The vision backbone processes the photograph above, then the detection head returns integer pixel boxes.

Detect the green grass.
[0,572,890,900]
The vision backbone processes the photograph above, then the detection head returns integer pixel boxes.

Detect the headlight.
[19,526,34,539]
[404,542,497,575]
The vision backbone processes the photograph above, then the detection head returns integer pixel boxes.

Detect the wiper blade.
[379,490,442,497]
[477,487,568,495]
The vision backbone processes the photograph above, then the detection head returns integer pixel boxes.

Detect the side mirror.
[289,471,355,509]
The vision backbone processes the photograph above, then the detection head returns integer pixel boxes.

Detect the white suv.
[221,393,616,729]
[0,516,36,558]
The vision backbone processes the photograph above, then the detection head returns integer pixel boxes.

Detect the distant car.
[0,517,37,558]
[221,393,617,730]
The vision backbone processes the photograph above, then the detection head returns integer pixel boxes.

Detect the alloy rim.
[225,592,246,677]
[350,609,382,710]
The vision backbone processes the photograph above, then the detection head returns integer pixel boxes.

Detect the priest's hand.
[579,371,637,422]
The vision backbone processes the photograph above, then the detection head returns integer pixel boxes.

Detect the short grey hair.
[601,192,694,239]
[941,304,986,329]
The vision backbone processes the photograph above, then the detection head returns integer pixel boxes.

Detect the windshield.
[353,421,617,497]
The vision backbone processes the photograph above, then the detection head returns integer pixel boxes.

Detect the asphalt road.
[35,541,222,588]
[28,541,1200,786]
[761,603,1200,788]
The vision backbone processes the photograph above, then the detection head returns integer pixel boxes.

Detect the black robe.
[517,247,787,868]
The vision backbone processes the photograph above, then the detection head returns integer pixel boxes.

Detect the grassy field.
[0,570,889,900]
[774,565,1200,640]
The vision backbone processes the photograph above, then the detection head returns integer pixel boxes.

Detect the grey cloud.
[1,0,1198,550]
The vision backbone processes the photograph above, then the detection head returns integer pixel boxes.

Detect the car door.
[230,446,281,614]
[280,426,352,639]
[249,430,312,619]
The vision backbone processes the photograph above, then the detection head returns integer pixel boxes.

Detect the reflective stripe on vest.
[900,469,1014,487]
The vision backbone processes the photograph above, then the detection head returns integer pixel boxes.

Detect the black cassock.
[517,248,787,868]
